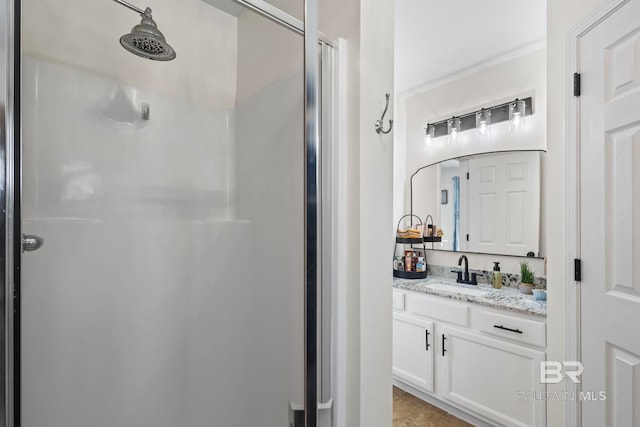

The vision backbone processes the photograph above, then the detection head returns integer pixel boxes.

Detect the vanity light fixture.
[423,96,533,141]
[447,117,461,143]
[509,99,526,133]
[476,109,491,139]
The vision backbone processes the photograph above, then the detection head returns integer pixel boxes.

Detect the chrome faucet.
[455,255,477,285]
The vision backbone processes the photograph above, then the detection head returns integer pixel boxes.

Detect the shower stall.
[0,0,335,425]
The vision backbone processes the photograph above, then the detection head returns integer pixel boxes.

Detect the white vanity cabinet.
[439,326,546,427]
[393,313,434,392]
[392,289,547,427]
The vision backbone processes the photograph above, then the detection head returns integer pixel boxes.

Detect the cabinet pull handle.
[442,334,447,356]
[425,330,430,351]
[493,324,523,334]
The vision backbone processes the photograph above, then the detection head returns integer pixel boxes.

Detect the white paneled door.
[580,0,640,425]
[468,151,540,256]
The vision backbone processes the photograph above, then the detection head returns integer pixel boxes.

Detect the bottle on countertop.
[491,262,502,289]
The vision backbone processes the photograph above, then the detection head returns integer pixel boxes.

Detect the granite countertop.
[393,277,547,317]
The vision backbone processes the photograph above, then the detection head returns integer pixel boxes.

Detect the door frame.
[565,1,631,425]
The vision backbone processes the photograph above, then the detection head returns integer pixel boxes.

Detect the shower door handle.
[22,234,44,253]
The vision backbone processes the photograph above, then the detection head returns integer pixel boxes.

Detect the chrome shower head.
[120,7,176,61]
[113,1,176,61]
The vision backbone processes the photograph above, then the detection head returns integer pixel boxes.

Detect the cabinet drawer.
[393,291,406,311]
[408,294,468,327]
[475,309,546,348]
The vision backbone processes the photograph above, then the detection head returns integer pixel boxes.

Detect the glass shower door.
[15,0,321,426]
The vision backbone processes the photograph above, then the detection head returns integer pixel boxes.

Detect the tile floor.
[393,387,473,427]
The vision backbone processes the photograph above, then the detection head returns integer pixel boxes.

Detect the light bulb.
[509,99,526,133]
[476,109,491,139]
[448,117,460,143]
[425,124,435,147]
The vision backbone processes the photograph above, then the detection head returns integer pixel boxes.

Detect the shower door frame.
[3,0,20,426]
[0,0,335,426]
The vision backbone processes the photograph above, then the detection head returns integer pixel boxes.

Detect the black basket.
[393,214,427,280]
[393,270,428,279]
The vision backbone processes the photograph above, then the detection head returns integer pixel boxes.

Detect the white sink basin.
[427,282,489,297]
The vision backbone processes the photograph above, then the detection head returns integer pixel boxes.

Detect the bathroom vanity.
[392,278,547,427]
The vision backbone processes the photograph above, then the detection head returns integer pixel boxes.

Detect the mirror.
[411,150,545,258]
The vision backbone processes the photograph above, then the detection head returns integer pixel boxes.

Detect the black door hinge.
[574,73,581,97]
[574,258,581,282]
[466,172,469,180]
[466,234,469,242]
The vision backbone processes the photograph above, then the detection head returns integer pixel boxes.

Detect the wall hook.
[375,93,394,134]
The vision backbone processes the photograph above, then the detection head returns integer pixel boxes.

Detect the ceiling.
[395,0,546,94]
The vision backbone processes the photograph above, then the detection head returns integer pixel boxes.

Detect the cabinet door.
[440,326,545,427]
[393,313,434,393]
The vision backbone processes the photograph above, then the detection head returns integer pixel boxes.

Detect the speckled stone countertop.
[393,277,547,318]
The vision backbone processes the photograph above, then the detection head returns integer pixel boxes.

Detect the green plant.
[520,261,535,284]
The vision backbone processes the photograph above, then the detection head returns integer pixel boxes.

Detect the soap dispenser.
[491,262,502,289]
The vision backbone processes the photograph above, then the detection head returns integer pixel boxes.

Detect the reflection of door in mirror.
[438,152,540,256]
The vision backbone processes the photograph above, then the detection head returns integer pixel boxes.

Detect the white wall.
[396,49,547,277]
[322,5,364,426]
[426,250,546,278]
[358,0,395,425]
[235,4,302,104]
[403,48,547,173]
[546,0,602,425]
[319,0,397,425]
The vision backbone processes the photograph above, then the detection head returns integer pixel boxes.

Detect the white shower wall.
[221,65,305,425]
[22,55,235,221]
[22,0,239,109]
[21,29,305,427]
